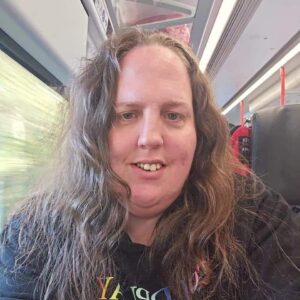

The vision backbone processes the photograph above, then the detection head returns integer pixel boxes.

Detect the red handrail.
[280,66,286,106]
[240,100,245,125]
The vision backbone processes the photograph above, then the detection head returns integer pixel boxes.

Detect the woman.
[0,28,299,300]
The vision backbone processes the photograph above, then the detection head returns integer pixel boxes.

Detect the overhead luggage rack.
[104,0,197,30]
[82,0,216,54]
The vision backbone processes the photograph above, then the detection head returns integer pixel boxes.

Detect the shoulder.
[236,187,300,299]
[0,216,42,299]
[236,187,299,243]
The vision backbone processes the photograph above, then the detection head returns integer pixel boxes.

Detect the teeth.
[137,163,162,171]
[150,164,156,171]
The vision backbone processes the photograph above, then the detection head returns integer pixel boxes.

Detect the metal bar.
[125,0,195,16]
[138,16,194,31]
[195,0,223,59]
[104,0,119,33]
[190,0,215,54]
[82,0,107,41]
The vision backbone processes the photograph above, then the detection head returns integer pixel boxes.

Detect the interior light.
[222,42,300,115]
[199,0,237,72]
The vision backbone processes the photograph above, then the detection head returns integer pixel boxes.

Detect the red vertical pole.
[280,66,285,106]
[240,100,244,125]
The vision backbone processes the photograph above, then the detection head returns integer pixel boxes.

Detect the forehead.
[119,45,187,79]
[116,45,192,107]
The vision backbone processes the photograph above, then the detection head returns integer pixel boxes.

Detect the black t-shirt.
[109,234,167,299]
[0,189,300,299]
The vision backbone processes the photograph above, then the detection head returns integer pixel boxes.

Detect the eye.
[121,112,136,120]
[166,112,183,121]
[114,111,137,124]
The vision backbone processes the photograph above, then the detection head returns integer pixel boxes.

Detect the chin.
[129,190,178,217]
[130,192,161,208]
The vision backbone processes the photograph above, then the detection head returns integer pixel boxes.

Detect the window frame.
[0,29,63,88]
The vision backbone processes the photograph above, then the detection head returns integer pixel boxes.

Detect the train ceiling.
[0,0,299,121]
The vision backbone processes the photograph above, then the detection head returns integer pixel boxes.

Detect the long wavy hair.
[5,28,260,299]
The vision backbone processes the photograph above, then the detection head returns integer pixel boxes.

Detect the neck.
[125,214,160,246]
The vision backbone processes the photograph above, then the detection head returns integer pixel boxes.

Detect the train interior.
[0,0,300,227]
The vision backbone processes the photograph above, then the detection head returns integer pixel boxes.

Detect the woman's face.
[108,45,197,220]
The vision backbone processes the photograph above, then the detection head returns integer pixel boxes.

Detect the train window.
[0,50,65,229]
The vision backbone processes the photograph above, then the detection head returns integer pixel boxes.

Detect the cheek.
[108,129,122,167]
[174,134,197,167]
[108,128,136,173]
[180,149,196,170]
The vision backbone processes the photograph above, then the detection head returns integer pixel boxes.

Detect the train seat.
[251,104,300,210]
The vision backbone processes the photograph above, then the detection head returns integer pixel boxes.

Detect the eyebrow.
[161,101,191,110]
[115,100,191,110]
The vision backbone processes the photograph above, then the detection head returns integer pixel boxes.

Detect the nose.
[137,114,163,149]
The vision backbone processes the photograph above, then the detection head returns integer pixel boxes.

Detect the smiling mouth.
[135,163,164,172]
